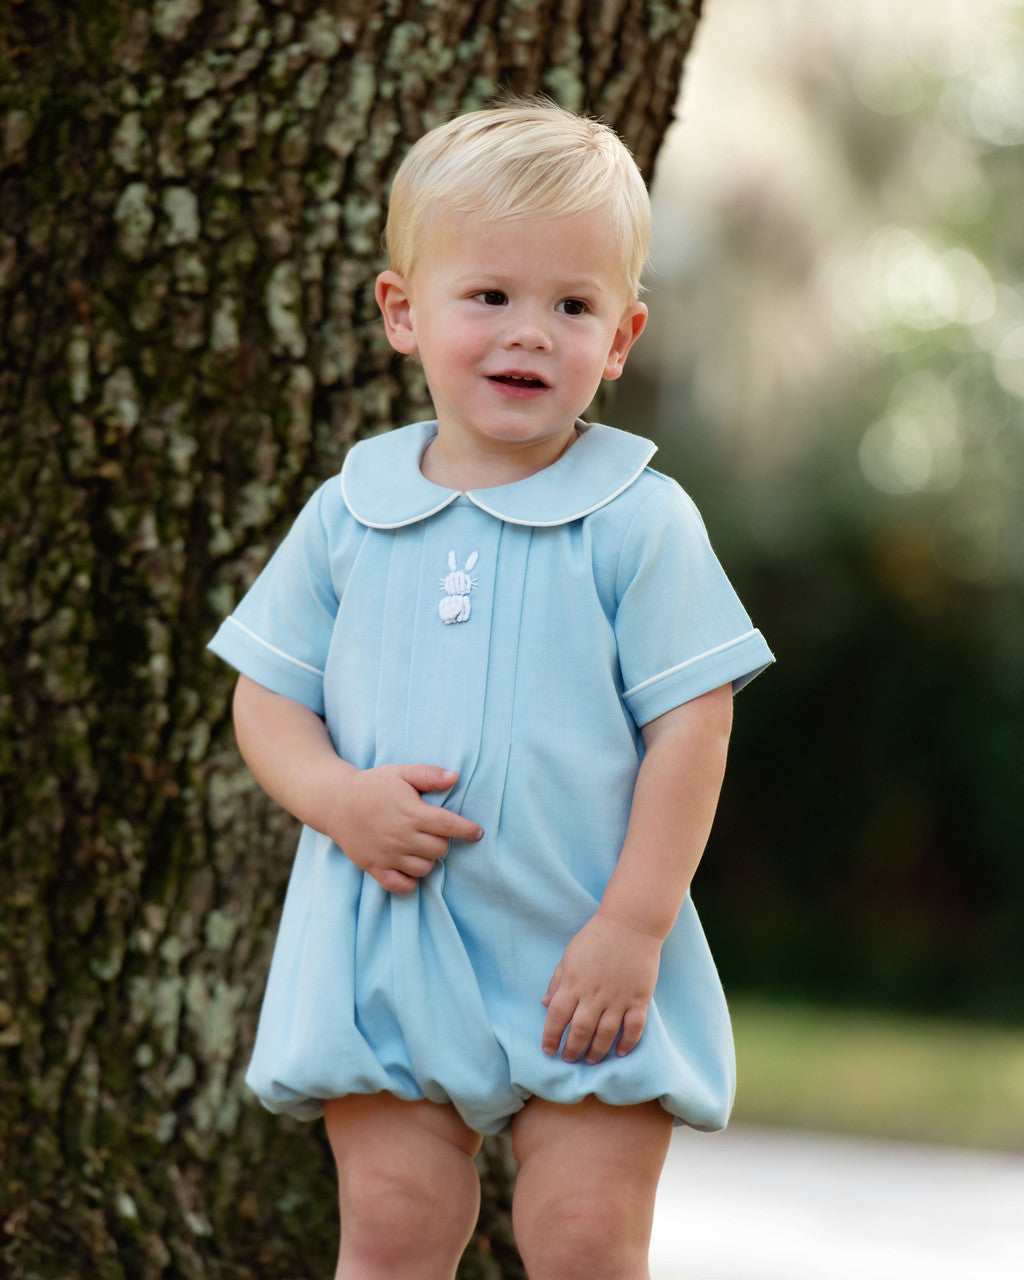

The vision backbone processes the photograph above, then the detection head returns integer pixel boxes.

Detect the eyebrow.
[453,271,613,298]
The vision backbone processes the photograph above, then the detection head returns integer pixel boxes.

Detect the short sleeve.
[206,482,340,715]
[614,476,774,727]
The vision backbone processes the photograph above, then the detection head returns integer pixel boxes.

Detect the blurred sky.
[630,0,1024,491]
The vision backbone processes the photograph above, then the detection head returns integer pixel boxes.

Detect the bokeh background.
[619,0,1024,1148]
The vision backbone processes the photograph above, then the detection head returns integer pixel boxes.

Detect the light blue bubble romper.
[208,421,773,1136]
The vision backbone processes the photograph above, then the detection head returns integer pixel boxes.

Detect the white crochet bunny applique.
[439,550,478,624]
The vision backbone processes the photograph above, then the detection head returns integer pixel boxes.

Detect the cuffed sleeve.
[207,482,340,715]
[614,476,774,727]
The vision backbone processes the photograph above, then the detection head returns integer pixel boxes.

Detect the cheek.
[422,315,483,363]
[448,330,493,377]
[567,333,621,382]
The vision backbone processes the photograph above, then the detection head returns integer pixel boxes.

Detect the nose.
[503,307,552,352]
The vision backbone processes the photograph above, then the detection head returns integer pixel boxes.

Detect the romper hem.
[208,420,774,1135]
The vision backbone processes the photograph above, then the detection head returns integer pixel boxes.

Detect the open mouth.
[489,374,548,389]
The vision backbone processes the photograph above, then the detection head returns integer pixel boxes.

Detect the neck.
[421,426,580,491]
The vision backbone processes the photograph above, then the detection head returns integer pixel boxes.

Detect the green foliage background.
[621,0,1024,1023]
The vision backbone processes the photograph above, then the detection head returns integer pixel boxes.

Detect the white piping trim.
[466,448,657,528]
[339,467,461,530]
[622,630,760,699]
[223,617,324,677]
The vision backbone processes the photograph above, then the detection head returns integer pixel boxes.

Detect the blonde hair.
[385,99,651,298]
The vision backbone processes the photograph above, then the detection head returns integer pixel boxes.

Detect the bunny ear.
[448,551,457,571]
[466,550,479,571]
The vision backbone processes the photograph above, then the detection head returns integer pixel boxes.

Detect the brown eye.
[479,291,507,306]
[558,298,588,316]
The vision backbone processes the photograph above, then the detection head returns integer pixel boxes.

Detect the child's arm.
[232,674,484,893]
[541,682,733,1063]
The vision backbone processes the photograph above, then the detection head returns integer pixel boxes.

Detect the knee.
[340,1156,479,1269]
[513,1180,651,1280]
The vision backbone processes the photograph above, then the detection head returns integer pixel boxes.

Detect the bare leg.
[323,1093,482,1280]
[510,1095,672,1280]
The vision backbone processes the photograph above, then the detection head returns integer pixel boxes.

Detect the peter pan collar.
[340,420,657,530]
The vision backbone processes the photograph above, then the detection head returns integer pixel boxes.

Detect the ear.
[602,301,648,381]
[375,270,419,355]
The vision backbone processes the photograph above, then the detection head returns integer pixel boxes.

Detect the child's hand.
[331,764,483,894]
[540,913,661,1064]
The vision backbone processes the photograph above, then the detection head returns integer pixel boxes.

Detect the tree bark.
[0,2,701,1275]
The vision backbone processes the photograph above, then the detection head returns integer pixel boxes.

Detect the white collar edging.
[340,420,658,530]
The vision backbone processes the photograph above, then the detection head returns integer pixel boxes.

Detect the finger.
[584,1010,627,1064]
[541,992,576,1057]
[398,853,439,878]
[403,831,451,861]
[540,963,563,1009]
[615,1007,648,1057]
[402,764,459,794]
[371,867,418,894]
[419,803,483,844]
[560,1007,600,1063]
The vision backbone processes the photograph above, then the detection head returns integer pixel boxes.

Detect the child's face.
[376,207,647,478]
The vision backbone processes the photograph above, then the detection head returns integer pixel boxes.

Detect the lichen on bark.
[0,1,701,1275]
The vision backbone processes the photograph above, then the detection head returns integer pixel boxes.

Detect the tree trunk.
[0,2,701,1275]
